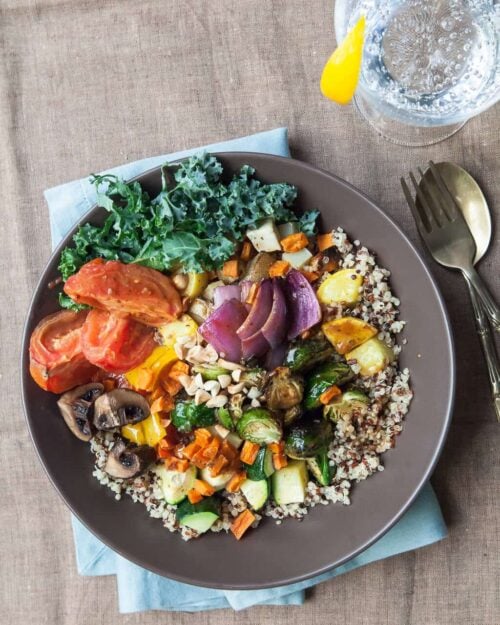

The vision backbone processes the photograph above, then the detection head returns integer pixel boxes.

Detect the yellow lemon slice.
[320,16,366,105]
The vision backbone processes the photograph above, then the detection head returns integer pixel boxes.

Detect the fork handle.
[462,266,500,332]
[465,276,500,422]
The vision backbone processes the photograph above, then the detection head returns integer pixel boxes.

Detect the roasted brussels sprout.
[236,408,283,445]
[323,389,370,422]
[284,418,333,459]
[306,451,334,486]
[282,404,303,426]
[229,393,245,420]
[283,339,336,373]
[171,401,216,433]
[303,362,354,410]
[241,368,268,390]
[265,367,304,411]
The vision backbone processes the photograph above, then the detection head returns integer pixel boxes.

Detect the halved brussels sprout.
[304,362,354,410]
[236,408,282,445]
[323,389,370,422]
[284,418,333,459]
[283,339,335,373]
[265,367,304,411]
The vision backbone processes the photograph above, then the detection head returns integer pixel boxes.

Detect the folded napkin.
[45,127,447,613]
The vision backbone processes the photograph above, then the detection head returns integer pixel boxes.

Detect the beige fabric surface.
[1,1,499,623]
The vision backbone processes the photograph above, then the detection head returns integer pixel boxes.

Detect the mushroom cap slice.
[57,383,104,441]
[104,438,156,479]
[93,389,150,431]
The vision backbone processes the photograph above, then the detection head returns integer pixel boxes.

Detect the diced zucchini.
[346,337,395,376]
[200,467,234,491]
[155,464,197,505]
[272,459,308,505]
[240,478,269,510]
[282,248,313,269]
[307,452,333,486]
[317,269,363,305]
[158,314,198,347]
[176,496,221,533]
[246,219,282,252]
[278,222,299,239]
[226,431,243,449]
[322,317,377,355]
[245,447,275,480]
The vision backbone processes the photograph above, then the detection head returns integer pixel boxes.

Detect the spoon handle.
[465,276,500,422]
[462,266,500,332]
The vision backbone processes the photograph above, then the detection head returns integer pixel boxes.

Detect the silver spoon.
[419,162,500,421]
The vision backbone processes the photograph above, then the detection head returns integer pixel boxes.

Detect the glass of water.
[334,0,500,145]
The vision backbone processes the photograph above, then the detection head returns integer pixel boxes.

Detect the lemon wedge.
[320,16,366,105]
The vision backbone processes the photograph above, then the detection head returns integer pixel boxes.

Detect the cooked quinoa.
[90,228,413,539]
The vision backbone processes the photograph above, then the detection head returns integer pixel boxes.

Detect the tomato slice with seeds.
[29,310,98,394]
[64,259,182,326]
[80,309,157,374]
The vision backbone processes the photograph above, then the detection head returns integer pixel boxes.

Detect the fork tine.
[408,170,436,231]
[428,161,460,220]
[417,166,447,225]
[401,177,428,235]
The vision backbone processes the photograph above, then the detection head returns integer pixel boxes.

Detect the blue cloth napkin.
[45,127,447,613]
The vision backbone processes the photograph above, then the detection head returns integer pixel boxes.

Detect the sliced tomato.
[29,310,98,394]
[80,309,157,373]
[64,259,183,326]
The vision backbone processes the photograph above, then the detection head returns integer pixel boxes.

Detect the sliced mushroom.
[93,389,150,431]
[104,438,156,479]
[57,383,104,441]
[243,252,276,282]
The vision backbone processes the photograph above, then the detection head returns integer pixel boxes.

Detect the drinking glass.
[334,0,500,145]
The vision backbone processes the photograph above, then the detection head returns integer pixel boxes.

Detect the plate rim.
[21,152,455,589]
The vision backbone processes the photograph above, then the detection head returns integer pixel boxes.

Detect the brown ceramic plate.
[22,153,454,589]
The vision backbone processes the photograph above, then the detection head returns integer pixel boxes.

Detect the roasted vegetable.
[183,272,209,298]
[265,367,304,411]
[216,406,234,430]
[303,362,353,409]
[124,346,178,391]
[317,268,363,306]
[57,383,104,441]
[306,451,333,486]
[93,389,150,430]
[282,404,302,426]
[323,389,370,421]
[158,315,198,348]
[241,368,268,390]
[283,339,335,373]
[229,393,245,420]
[322,317,377,355]
[192,364,231,381]
[244,446,275,480]
[284,418,333,459]
[104,438,156,479]
[171,400,216,433]
[236,408,283,445]
[346,337,395,376]
[243,252,277,282]
[246,219,282,252]
[175,495,221,534]
[272,459,308,504]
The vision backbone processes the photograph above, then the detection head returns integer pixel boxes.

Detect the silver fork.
[401,161,500,331]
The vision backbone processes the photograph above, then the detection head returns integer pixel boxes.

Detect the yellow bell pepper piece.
[320,15,365,105]
[124,346,177,391]
[121,423,146,446]
[158,314,198,348]
[142,413,166,447]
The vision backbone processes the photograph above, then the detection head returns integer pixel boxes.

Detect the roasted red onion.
[199,299,248,362]
[284,270,321,339]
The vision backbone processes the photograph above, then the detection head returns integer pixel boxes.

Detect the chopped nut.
[250,398,261,408]
[206,395,229,408]
[174,343,185,360]
[213,424,230,438]
[204,380,221,396]
[178,374,192,389]
[194,389,211,405]
[218,374,232,389]
[247,387,261,399]
[194,373,205,388]
[186,382,199,396]
[204,344,219,363]
[177,335,192,346]
[228,382,245,395]
[231,369,242,382]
